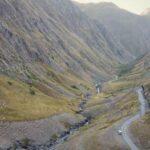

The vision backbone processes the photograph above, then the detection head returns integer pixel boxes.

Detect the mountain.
[0,0,149,113]
[1,0,140,96]
[77,2,150,57]
[0,0,135,143]
[0,0,124,83]
[141,8,150,16]
[0,0,110,122]
[0,1,150,148]
[0,0,131,118]
[0,0,113,86]
[39,0,133,62]
[0,0,149,110]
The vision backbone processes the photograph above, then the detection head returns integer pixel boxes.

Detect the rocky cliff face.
[78,2,150,57]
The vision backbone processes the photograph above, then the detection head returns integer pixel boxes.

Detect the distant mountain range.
[77,2,150,58]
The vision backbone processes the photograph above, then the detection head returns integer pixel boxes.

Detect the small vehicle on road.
[117,130,122,135]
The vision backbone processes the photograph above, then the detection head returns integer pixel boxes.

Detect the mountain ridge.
[141,8,150,16]
[0,0,134,84]
[0,0,122,103]
[77,2,150,57]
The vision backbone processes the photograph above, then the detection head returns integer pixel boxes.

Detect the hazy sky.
[74,0,150,14]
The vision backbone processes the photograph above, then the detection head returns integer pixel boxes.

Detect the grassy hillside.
[0,0,123,123]
[119,52,150,87]
[0,0,128,122]
[0,75,81,121]
[0,1,149,149]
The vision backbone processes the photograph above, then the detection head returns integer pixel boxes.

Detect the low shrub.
[20,138,30,148]
[29,89,35,95]
[7,81,13,86]
[71,85,79,90]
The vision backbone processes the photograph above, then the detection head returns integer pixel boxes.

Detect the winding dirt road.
[121,88,147,150]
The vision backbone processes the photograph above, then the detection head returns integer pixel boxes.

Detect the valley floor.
[0,60,150,149]
[0,79,141,149]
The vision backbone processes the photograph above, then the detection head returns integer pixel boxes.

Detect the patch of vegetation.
[71,85,79,90]
[20,138,30,149]
[7,81,13,86]
[51,56,55,60]
[26,70,38,80]
[145,83,150,91]
[80,83,90,90]
[47,71,55,78]
[117,63,134,77]
[103,81,135,95]
[12,143,17,150]
[51,134,58,140]
[63,121,72,129]
[29,88,36,95]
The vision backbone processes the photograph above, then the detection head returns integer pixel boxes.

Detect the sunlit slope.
[120,53,150,85]
[0,75,81,121]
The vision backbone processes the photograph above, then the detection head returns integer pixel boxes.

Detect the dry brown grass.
[0,75,78,121]
[130,112,150,150]
[70,80,139,150]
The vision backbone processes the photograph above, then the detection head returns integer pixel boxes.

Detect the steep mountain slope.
[35,0,132,63]
[77,2,150,57]
[122,52,150,84]
[0,0,125,121]
[0,0,122,83]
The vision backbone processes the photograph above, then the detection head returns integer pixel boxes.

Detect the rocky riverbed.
[1,94,92,150]
[0,113,84,150]
[9,117,91,150]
